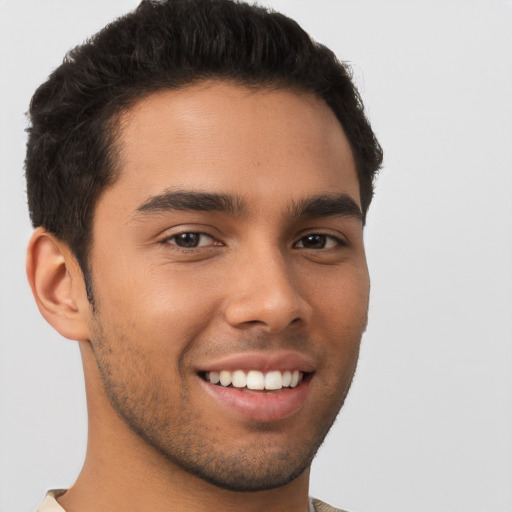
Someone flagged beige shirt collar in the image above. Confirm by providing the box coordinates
[38,489,332,512]
[37,490,67,512]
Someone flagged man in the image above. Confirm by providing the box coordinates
[25,0,382,510]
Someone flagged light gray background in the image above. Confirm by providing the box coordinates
[1,1,511,511]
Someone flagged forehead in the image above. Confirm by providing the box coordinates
[103,81,359,216]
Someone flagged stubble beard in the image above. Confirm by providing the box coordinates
[89,320,358,493]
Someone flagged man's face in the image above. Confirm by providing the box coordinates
[86,82,369,491]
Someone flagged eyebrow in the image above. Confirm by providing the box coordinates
[134,189,362,223]
[135,190,245,217]
[289,194,363,222]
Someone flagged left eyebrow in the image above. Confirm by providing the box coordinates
[289,194,363,223]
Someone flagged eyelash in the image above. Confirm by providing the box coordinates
[161,231,346,250]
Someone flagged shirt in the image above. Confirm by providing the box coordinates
[37,489,346,512]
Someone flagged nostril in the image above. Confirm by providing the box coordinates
[238,320,267,329]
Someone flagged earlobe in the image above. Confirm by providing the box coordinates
[26,227,91,341]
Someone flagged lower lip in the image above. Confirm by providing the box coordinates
[198,376,311,422]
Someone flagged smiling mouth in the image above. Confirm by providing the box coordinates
[199,370,310,392]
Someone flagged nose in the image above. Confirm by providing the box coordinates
[223,247,312,333]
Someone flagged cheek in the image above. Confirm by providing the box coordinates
[308,261,369,327]
[308,264,369,368]
[90,261,224,356]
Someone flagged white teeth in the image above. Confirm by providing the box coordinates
[219,371,232,387]
[246,370,265,390]
[205,369,304,390]
[232,370,247,388]
[264,371,283,390]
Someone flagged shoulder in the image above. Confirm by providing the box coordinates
[312,497,350,512]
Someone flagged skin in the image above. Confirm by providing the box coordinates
[27,82,370,512]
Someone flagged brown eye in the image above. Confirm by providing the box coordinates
[174,233,201,247]
[294,234,344,249]
[301,234,327,249]
[166,232,215,248]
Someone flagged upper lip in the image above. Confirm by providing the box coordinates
[195,350,316,374]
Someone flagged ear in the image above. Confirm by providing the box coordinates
[26,227,91,341]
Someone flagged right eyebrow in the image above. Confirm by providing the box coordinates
[133,190,246,217]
